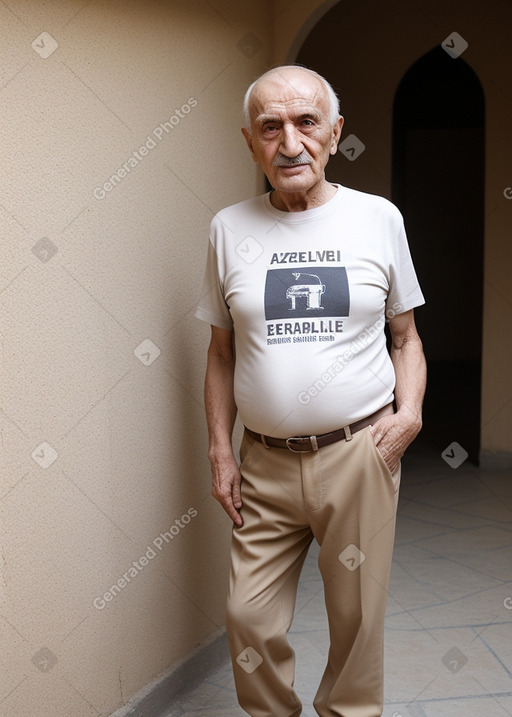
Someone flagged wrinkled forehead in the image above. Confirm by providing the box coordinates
[248,71,330,124]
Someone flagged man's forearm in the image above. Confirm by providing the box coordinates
[371,314,426,473]
[205,351,237,456]
[391,335,427,428]
[204,329,243,526]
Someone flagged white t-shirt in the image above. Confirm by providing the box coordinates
[195,184,425,438]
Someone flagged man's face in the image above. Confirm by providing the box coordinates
[242,69,344,196]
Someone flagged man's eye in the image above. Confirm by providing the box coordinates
[302,119,314,126]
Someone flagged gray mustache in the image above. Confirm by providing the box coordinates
[273,151,313,167]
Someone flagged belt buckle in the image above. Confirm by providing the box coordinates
[285,435,319,452]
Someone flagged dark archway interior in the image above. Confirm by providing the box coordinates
[392,46,485,464]
[291,9,486,464]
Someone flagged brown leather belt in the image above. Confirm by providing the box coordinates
[244,403,394,453]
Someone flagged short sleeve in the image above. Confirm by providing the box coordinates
[194,238,233,330]
[385,215,425,316]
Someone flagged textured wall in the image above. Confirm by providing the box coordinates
[1,1,511,715]
[0,1,269,715]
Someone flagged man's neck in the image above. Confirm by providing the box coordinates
[269,180,337,212]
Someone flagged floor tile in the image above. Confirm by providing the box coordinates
[169,454,512,716]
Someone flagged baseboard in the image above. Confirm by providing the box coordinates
[479,450,512,470]
[109,628,230,717]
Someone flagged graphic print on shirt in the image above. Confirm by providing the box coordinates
[265,267,350,320]
[286,273,325,311]
[265,266,350,345]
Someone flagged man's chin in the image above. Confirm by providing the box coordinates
[271,173,319,194]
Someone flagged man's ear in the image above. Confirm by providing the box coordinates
[241,127,258,163]
[330,116,344,155]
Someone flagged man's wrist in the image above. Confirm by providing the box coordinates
[207,439,235,463]
[395,405,422,432]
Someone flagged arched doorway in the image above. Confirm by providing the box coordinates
[392,47,485,463]
[293,7,486,464]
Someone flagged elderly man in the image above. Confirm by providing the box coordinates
[195,65,426,717]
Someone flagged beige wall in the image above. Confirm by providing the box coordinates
[1,1,511,715]
[273,0,512,456]
[0,1,269,715]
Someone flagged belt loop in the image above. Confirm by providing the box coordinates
[343,425,353,441]
[260,434,271,450]
[310,435,319,451]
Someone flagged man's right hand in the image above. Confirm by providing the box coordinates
[209,450,243,527]
[204,325,242,526]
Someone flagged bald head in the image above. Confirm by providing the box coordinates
[243,65,340,131]
[240,65,344,209]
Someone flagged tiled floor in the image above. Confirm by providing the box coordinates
[170,447,512,716]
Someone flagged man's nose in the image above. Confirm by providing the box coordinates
[280,124,304,158]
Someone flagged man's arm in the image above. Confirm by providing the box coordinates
[370,309,427,474]
[204,325,243,527]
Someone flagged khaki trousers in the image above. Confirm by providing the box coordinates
[226,424,401,717]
